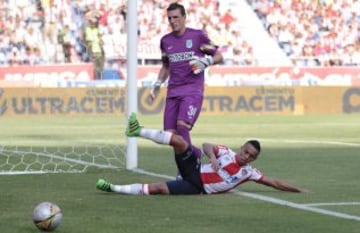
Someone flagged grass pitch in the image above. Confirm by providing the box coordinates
[0,114,359,233]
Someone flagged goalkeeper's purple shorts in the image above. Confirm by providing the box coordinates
[163,95,203,130]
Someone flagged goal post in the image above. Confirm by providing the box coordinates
[0,2,139,175]
[125,0,138,170]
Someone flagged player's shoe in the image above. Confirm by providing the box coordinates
[96,178,113,192]
[126,113,142,137]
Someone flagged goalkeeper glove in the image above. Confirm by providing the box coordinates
[189,56,213,75]
[149,80,162,102]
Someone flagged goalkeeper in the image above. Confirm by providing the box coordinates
[96,113,310,195]
[148,2,223,174]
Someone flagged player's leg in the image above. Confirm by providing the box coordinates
[163,96,179,132]
[126,112,171,143]
[171,146,205,194]
[96,178,147,194]
[163,96,203,179]
[126,113,188,154]
[177,95,204,158]
[96,179,171,195]
[177,123,202,158]
[162,97,185,179]
[166,180,203,195]
[96,148,202,195]
[163,96,203,154]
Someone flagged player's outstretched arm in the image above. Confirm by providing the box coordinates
[202,143,219,170]
[257,176,310,193]
[149,65,170,102]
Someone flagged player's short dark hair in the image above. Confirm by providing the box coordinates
[167,2,186,16]
[247,140,261,153]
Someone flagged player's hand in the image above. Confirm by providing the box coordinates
[149,80,162,103]
[189,56,213,75]
[210,157,219,171]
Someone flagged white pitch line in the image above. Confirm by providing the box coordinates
[257,138,360,147]
[235,191,360,221]
[303,202,360,207]
[132,168,360,222]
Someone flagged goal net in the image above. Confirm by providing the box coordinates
[0,87,127,175]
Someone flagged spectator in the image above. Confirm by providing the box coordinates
[57,24,73,63]
[0,0,358,67]
[341,42,360,66]
[249,0,360,66]
[83,16,104,80]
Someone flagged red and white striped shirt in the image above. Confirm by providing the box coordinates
[200,145,263,194]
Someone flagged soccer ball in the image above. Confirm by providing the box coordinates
[32,202,63,231]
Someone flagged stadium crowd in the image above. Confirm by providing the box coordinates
[0,0,358,67]
[248,0,360,66]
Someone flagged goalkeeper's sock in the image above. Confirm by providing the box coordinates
[192,145,204,159]
[112,184,149,195]
[177,125,202,158]
[139,129,172,145]
[174,125,195,180]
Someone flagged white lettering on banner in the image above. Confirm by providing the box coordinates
[208,73,295,86]
[316,73,353,86]
[0,63,94,87]
[204,68,356,86]
[230,72,353,86]
[4,71,91,83]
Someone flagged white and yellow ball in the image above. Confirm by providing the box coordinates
[32,202,63,231]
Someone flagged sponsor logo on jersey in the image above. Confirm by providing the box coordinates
[168,51,194,63]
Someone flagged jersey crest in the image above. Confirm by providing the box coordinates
[186,39,193,49]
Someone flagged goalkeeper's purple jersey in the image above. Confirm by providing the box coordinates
[160,28,218,97]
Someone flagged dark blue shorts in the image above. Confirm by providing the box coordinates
[166,147,205,195]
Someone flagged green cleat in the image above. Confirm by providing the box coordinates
[126,113,142,137]
[96,179,113,192]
